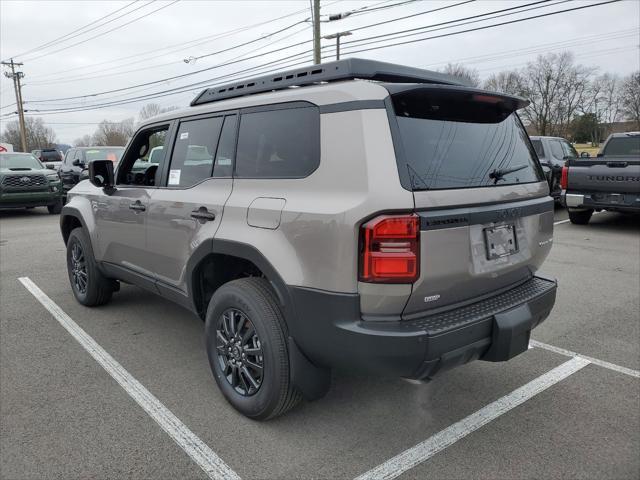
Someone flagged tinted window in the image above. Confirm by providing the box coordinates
[549,140,564,160]
[235,106,319,178]
[531,139,545,158]
[560,140,577,159]
[394,112,541,190]
[213,115,237,178]
[168,117,223,187]
[603,136,640,156]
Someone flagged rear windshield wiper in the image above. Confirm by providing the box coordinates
[489,164,528,183]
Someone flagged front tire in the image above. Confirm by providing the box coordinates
[204,277,301,420]
[568,209,593,225]
[66,227,113,306]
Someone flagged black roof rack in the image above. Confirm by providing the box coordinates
[190,58,466,106]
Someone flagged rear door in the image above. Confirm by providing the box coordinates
[146,113,236,292]
[386,86,554,316]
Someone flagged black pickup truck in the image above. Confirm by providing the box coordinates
[562,132,640,224]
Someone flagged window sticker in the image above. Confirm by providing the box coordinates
[180,132,189,140]
[168,169,181,185]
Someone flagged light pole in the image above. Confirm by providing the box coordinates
[323,31,352,60]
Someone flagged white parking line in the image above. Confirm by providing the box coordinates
[530,339,640,378]
[354,357,590,480]
[18,277,241,480]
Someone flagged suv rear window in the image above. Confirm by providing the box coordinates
[603,136,640,156]
[235,105,319,178]
[391,89,542,190]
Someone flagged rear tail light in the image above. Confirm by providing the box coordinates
[359,214,419,283]
[560,165,569,189]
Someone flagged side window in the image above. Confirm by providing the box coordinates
[167,116,223,188]
[561,140,578,159]
[117,125,170,186]
[72,149,82,165]
[235,106,320,178]
[531,139,545,159]
[549,140,564,160]
[213,115,237,178]
[64,149,74,165]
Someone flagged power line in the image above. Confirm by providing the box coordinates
[25,2,336,82]
[23,1,181,62]
[10,0,626,114]
[339,0,623,56]
[2,1,138,61]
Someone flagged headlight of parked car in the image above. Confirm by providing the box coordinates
[46,173,60,182]
[79,169,89,180]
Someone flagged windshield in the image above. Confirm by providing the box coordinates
[603,136,640,156]
[85,148,124,163]
[393,105,542,190]
[0,154,43,170]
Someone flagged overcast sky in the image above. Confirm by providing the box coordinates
[1,0,638,144]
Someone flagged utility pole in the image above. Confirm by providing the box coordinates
[323,31,352,60]
[2,59,27,152]
[312,0,321,64]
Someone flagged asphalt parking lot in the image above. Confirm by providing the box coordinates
[1,206,638,480]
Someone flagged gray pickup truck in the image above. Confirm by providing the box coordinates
[562,132,640,224]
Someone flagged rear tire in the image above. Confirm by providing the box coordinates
[66,227,113,306]
[48,198,63,214]
[204,277,301,420]
[568,209,593,225]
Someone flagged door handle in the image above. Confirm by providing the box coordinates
[191,207,216,222]
[129,201,146,212]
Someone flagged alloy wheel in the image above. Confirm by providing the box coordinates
[70,241,88,295]
[215,308,264,396]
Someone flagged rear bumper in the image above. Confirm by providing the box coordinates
[289,275,557,380]
[562,190,640,212]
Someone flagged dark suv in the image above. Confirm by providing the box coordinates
[59,146,124,198]
[32,148,63,171]
[60,59,557,419]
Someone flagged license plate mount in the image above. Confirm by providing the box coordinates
[484,224,518,260]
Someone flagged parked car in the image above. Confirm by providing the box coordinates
[60,59,557,419]
[0,152,63,213]
[562,132,640,224]
[529,136,578,200]
[59,146,124,198]
[32,148,64,171]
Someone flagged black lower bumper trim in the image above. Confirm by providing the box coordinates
[288,275,557,380]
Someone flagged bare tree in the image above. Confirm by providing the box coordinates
[92,118,135,146]
[0,117,57,152]
[620,71,640,129]
[483,70,523,96]
[441,63,481,87]
[73,134,93,147]
[518,52,594,137]
[138,103,179,122]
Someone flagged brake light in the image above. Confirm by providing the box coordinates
[560,165,569,189]
[359,214,419,283]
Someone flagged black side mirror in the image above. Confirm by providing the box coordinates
[45,164,55,170]
[88,160,115,193]
[580,152,591,158]
[72,159,85,167]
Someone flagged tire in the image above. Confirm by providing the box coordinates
[568,209,593,225]
[48,198,63,214]
[66,227,113,306]
[204,277,301,420]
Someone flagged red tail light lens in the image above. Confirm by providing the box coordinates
[560,166,569,189]
[359,214,420,283]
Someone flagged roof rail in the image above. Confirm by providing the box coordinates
[190,58,465,106]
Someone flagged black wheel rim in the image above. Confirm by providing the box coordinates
[70,241,88,295]
[215,308,264,396]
